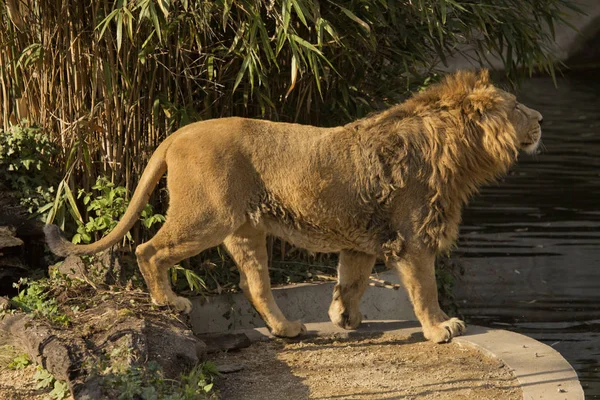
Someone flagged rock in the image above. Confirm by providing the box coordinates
[144,319,207,378]
[93,251,124,285]
[0,226,23,249]
[0,312,87,386]
[0,296,9,310]
[1,300,209,399]
[199,332,253,353]
[51,251,125,286]
[54,255,87,281]
[216,363,246,374]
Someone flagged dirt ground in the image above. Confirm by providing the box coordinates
[0,344,73,400]
[213,332,521,400]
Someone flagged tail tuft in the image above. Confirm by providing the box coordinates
[44,224,76,257]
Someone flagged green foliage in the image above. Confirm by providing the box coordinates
[170,265,208,295]
[34,366,55,389]
[72,176,166,245]
[0,124,59,217]
[33,366,70,400]
[8,353,31,370]
[102,360,219,400]
[11,276,72,327]
[49,380,70,400]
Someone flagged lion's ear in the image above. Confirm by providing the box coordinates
[462,88,497,119]
[477,69,490,86]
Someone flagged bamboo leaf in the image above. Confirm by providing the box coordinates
[148,0,162,42]
[440,0,447,24]
[290,35,322,56]
[332,3,370,33]
[291,0,309,27]
[96,8,120,39]
[64,185,84,224]
[286,54,298,98]
[157,0,170,19]
[46,180,66,225]
[282,0,292,32]
[117,11,123,52]
[233,54,251,92]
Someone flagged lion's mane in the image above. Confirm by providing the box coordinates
[347,70,519,251]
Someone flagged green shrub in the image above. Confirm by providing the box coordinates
[0,124,59,218]
[73,175,166,245]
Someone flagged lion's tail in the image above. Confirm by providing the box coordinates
[44,138,171,257]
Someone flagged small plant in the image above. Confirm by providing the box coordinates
[34,367,55,389]
[170,265,208,294]
[34,366,70,400]
[72,176,165,245]
[101,360,219,400]
[8,353,31,370]
[11,277,72,327]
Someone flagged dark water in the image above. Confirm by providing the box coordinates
[453,70,600,398]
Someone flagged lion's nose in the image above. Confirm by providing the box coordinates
[538,117,543,125]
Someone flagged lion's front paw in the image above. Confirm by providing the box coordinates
[271,320,306,338]
[423,317,466,343]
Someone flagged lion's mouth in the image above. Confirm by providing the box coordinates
[521,139,541,155]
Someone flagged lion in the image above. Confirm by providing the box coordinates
[45,69,542,343]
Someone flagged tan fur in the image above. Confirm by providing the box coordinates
[45,70,543,341]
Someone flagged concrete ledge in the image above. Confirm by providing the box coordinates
[237,320,585,400]
[189,270,415,334]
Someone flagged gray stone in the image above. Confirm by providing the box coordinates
[0,226,23,249]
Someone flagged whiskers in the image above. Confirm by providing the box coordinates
[538,140,547,154]
[531,139,545,160]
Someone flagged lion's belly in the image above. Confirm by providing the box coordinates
[261,218,376,254]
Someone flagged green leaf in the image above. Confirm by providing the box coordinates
[116,11,123,52]
[290,35,322,55]
[33,367,55,389]
[96,8,120,39]
[49,380,69,400]
[8,354,31,370]
[333,3,370,33]
[233,54,251,92]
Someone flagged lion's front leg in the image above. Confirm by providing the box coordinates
[328,250,376,330]
[389,248,465,343]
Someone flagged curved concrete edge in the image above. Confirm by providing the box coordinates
[453,326,584,400]
[223,320,584,400]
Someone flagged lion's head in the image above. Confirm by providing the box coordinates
[410,69,543,159]
[506,94,543,154]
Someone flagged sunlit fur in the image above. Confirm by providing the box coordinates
[45,69,543,341]
[346,69,542,250]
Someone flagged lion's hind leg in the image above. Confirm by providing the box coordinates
[328,250,376,330]
[390,247,465,343]
[136,219,235,313]
[223,223,306,338]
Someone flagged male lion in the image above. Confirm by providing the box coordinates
[45,70,542,343]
